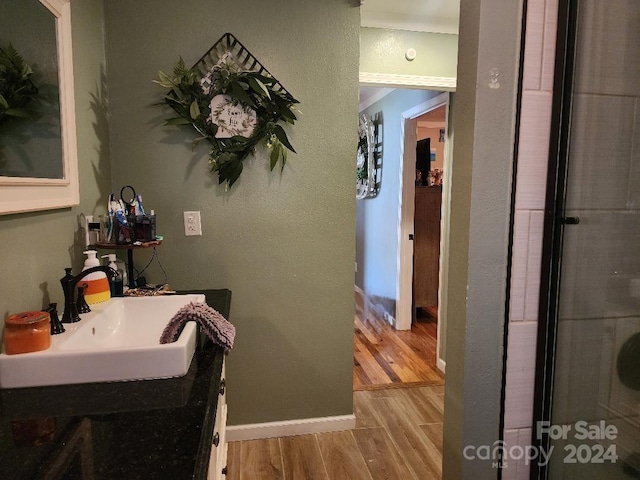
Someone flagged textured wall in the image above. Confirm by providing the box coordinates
[0,0,110,327]
[104,0,359,425]
[360,27,458,78]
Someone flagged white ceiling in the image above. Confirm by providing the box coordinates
[361,0,460,35]
[359,86,394,112]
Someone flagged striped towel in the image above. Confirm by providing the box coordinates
[159,302,235,350]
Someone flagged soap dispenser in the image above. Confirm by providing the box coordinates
[102,253,124,296]
[81,250,111,304]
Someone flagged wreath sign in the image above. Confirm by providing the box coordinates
[154,34,299,187]
[356,114,377,199]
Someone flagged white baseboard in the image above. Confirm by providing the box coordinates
[437,358,446,374]
[227,414,356,442]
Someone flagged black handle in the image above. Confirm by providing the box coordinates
[213,432,220,447]
[222,466,228,476]
[560,216,580,225]
[409,234,414,240]
[219,379,226,396]
[76,285,91,314]
[47,303,65,335]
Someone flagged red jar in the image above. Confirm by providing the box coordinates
[4,311,51,355]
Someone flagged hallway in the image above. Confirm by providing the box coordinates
[354,290,444,390]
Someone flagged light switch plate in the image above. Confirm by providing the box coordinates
[183,211,202,236]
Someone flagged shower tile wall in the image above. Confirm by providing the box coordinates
[505,1,640,479]
[503,0,558,478]
[550,2,640,476]
[572,1,640,98]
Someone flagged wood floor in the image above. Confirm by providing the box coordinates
[226,385,444,480]
[353,292,444,390]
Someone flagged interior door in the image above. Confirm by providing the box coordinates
[413,185,442,312]
[396,117,418,331]
[535,1,640,478]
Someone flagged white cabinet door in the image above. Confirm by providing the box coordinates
[208,360,227,480]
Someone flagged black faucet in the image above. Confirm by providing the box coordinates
[60,266,117,323]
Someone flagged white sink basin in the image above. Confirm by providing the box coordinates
[0,294,204,389]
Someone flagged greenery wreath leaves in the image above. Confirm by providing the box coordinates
[0,43,39,126]
[154,55,299,187]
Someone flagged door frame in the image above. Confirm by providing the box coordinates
[531,0,578,477]
[358,71,454,373]
[396,92,451,374]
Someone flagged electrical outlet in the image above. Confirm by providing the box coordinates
[183,211,202,236]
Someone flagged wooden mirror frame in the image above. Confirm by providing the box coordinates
[0,0,79,215]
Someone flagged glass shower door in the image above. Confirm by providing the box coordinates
[545,0,640,478]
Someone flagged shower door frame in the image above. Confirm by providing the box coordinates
[530,0,580,478]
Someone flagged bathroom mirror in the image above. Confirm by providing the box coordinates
[0,0,78,215]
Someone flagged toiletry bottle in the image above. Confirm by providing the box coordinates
[81,250,111,304]
[102,254,124,296]
[116,258,128,290]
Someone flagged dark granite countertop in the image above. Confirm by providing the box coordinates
[0,289,231,480]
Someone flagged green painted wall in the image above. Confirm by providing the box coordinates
[0,0,110,327]
[103,0,359,425]
[360,27,458,78]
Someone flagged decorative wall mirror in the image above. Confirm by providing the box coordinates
[356,113,379,199]
[0,0,79,215]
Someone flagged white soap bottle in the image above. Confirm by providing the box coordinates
[82,250,111,304]
[102,253,124,296]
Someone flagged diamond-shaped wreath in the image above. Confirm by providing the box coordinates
[154,33,299,187]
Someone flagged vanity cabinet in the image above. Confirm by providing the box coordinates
[209,360,228,480]
[0,289,232,480]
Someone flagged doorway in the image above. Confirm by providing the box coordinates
[413,106,446,323]
[397,93,451,378]
[354,87,451,390]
